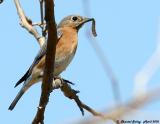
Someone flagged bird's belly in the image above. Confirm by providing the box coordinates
[30,51,75,86]
[32,49,76,79]
[54,50,76,76]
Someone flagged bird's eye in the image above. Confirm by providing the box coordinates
[72,16,78,21]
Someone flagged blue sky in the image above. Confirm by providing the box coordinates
[0,0,160,124]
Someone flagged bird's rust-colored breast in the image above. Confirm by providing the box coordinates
[55,27,78,75]
[33,27,78,76]
[56,27,78,58]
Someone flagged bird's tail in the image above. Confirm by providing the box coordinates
[8,89,25,110]
[8,76,32,111]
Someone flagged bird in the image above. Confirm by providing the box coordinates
[8,15,95,110]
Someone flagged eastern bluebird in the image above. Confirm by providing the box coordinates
[9,15,96,110]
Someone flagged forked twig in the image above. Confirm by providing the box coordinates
[53,78,104,118]
[14,0,45,46]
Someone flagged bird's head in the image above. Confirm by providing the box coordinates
[58,15,94,30]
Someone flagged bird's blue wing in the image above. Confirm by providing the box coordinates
[30,28,63,67]
[14,29,63,87]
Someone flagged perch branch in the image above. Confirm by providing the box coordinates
[32,0,57,123]
[53,78,104,118]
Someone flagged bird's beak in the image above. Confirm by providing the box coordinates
[77,18,92,30]
[82,17,94,24]
[78,17,94,28]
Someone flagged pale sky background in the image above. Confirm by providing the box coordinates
[0,0,160,124]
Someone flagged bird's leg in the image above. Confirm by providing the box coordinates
[54,76,75,85]
[52,77,63,89]
[53,77,83,115]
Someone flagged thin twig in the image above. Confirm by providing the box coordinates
[134,17,160,96]
[39,0,46,37]
[53,78,104,118]
[0,0,3,4]
[82,0,121,105]
[32,0,57,123]
[73,87,160,124]
[32,22,44,27]
[14,0,45,47]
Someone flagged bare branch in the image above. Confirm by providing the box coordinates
[134,17,160,96]
[61,79,103,117]
[32,22,45,27]
[53,78,104,118]
[32,0,57,123]
[14,0,45,46]
[73,88,160,124]
[0,0,3,4]
[82,0,121,105]
[39,0,46,37]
